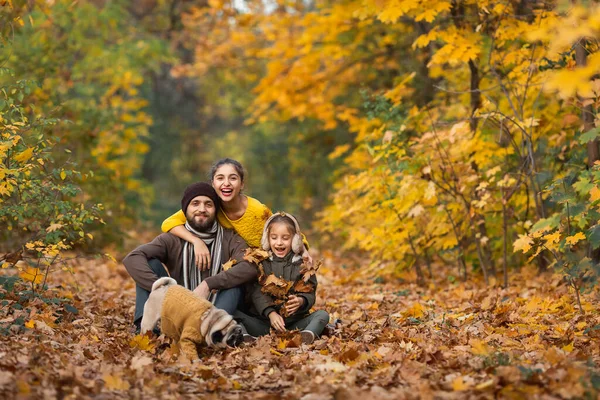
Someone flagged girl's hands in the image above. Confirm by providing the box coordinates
[268,311,286,332]
[285,295,305,316]
[193,239,211,271]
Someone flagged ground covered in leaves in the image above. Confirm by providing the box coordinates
[1,250,600,399]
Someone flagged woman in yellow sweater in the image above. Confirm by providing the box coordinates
[162,158,310,270]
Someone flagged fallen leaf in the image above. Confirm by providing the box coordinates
[452,376,471,391]
[222,258,237,271]
[103,374,130,391]
[299,259,323,283]
[244,248,270,264]
[261,274,292,299]
[129,335,156,352]
[130,354,153,372]
[292,280,314,293]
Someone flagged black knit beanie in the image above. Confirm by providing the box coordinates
[181,182,220,214]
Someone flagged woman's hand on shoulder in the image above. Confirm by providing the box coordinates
[193,239,211,271]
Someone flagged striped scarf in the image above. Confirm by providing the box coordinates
[182,220,223,304]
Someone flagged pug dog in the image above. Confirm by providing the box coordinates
[141,277,243,359]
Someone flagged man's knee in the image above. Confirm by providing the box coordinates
[214,287,242,314]
[148,259,169,277]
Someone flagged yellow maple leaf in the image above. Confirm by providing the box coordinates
[13,147,34,163]
[590,186,600,202]
[19,267,43,284]
[222,258,237,271]
[565,232,586,246]
[403,302,425,318]
[562,342,574,353]
[103,374,130,391]
[513,234,533,254]
[470,339,491,356]
[277,339,288,350]
[25,319,35,329]
[16,380,30,395]
[46,223,63,233]
[544,231,561,251]
[452,376,471,391]
[129,334,155,352]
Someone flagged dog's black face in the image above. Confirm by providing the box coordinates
[226,325,243,347]
[210,323,243,348]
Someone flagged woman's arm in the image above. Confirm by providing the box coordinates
[161,209,186,232]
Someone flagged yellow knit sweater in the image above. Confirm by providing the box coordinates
[161,196,272,248]
[160,285,213,359]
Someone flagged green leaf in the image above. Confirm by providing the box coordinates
[587,224,600,249]
[573,176,593,196]
[579,127,600,144]
[531,215,560,233]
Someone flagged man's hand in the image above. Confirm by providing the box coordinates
[193,281,210,299]
[268,311,286,332]
[285,295,305,316]
[192,239,211,271]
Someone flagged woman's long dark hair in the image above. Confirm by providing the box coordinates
[208,158,245,182]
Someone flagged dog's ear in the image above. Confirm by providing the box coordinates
[211,330,224,345]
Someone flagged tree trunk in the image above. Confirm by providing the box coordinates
[575,39,600,265]
[468,59,481,132]
[574,42,600,167]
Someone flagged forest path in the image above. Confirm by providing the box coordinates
[1,251,599,399]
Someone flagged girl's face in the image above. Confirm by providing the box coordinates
[268,222,294,258]
[212,164,244,203]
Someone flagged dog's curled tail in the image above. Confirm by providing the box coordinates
[151,277,177,292]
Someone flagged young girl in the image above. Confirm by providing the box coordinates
[234,212,329,344]
[161,158,311,270]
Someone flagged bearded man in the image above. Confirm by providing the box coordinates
[123,182,256,331]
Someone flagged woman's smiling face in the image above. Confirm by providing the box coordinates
[212,163,244,202]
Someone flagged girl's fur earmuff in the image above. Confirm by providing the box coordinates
[261,212,304,255]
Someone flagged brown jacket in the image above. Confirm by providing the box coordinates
[123,230,256,292]
[161,285,213,359]
[249,253,317,319]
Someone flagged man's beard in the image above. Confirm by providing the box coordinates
[186,212,216,232]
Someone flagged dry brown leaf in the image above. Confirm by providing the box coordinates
[243,248,270,264]
[292,280,314,293]
[337,347,360,363]
[257,263,266,283]
[222,258,237,271]
[261,274,292,299]
[1,249,23,266]
[299,259,323,283]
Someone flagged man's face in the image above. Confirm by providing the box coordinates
[185,195,217,232]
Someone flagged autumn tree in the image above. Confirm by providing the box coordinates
[3,0,170,241]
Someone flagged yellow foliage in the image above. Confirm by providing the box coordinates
[513,235,533,254]
[103,374,131,391]
[129,334,156,352]
[565,232,586,246]
[19,267,44,285]
[13,147,33,163]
